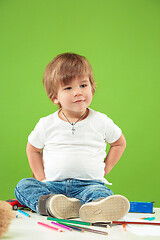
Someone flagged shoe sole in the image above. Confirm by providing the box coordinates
[79,195,130,223]
[49,194,82,219]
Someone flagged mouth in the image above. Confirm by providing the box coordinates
[73,99,85,103]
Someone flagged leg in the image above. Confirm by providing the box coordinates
[15,178,81,218]
[70,179,114,204]
[15,178,64,213]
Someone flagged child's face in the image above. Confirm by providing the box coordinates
[53,76,93,115]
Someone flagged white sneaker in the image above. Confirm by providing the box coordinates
[79,195,130,223]
[38,194,82,219]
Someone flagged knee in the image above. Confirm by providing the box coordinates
[15,178,36,190]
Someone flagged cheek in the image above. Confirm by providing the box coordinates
[87,89,93,100]
[89,94,93,103]
[59,93,71,104]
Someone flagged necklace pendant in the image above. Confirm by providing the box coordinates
[71,124,75,135]
[61,109,88,136]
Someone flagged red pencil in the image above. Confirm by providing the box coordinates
[113,221,160,226]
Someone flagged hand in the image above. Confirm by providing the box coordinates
[104,167,108,176]
[41,177,47,182]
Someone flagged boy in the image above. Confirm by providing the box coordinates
[15,53,130,223]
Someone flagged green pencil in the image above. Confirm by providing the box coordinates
[47,217,91,226]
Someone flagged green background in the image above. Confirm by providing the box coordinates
[0,0,160,206]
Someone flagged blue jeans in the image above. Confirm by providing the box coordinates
[15,178,113,214]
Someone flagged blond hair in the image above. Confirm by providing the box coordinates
[43,53,96,102]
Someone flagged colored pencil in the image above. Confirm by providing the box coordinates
[51,221,72,231]
[91,222,112,227]
[58,222,108,235]
[122,223,127,231]
[140,217,155,221]
[17,209,31,217]
[37,222,64,232]
[58,224,84,232]
[112,220,160,226]
[47,217,90,226]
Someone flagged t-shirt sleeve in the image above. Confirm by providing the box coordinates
[28,119,44,149]
[104,116,122,144]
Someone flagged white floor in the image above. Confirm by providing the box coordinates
[3,208,160,240]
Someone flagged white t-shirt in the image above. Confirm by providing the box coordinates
[28,108,122,184]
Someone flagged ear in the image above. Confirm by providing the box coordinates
[52,96,59,105]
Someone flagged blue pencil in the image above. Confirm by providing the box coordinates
[17,209,31,217]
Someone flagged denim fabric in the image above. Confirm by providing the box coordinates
[15,178,113,213]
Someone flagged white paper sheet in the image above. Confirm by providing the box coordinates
[121,210,160,236]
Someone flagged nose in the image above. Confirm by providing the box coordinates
[73,87,82,96]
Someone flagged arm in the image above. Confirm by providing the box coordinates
[104,133,126,175]
[26,142,46,181]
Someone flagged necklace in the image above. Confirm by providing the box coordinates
[62,109,88,135]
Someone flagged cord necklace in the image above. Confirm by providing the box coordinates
[62,109,88,135]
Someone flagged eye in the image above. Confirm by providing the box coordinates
[80,84,87,88]
[64,87,72,90]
